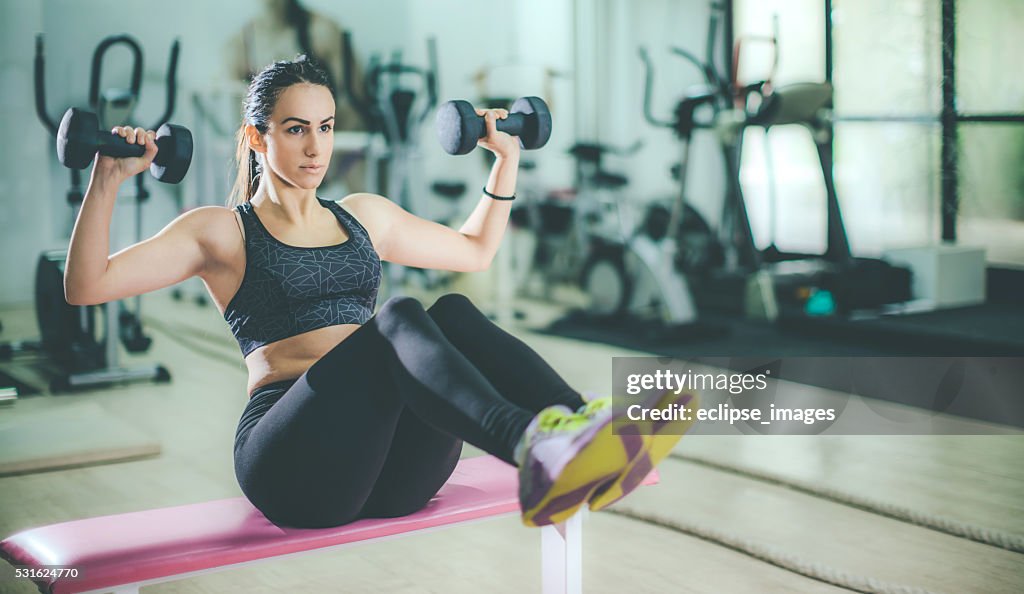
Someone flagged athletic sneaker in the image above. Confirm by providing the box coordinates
[515,403,648,527]
[586,389,699,511]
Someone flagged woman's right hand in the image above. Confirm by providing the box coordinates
[93,126,159,184]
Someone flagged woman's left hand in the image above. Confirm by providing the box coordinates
[475,108,520,160]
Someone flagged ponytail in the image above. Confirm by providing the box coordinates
[228,126,260,207]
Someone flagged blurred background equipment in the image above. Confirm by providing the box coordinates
[342,30,446,299]
[0,33,178,393]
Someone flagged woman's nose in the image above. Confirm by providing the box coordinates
[304,136,320,157]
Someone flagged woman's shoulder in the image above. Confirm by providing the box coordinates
[337,192,396,221]
[337,193,398,248]
[180,205,241,229]
[180,206,245,262]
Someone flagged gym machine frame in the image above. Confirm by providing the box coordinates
[26,33,176,391]
[342,32,446,299]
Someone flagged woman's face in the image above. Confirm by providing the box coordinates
[258,83,335,190]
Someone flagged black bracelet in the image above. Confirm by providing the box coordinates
[482,187,515,201]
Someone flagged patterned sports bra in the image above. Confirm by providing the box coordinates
[223,198,381,356]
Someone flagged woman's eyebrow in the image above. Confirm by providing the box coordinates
[281,116,336,125]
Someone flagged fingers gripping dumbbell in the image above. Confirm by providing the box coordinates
[56,108,193,183]
[436,96,552,155]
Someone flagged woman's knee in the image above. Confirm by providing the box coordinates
[377,295,427,322]
[426,293,478,325]
[375,296,428,333]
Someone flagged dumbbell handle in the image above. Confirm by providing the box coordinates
[95,126,176,165]
[481,113,529,139]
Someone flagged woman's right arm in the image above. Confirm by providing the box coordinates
[64,126,211,306]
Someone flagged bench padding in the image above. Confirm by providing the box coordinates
[1,456,519,594]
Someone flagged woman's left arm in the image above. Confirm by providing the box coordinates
[344,109,521,272]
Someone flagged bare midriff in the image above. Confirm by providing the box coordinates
[243,323,362,397]
[202,202,374,398]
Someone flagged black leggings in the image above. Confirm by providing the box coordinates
[233,294,587,528]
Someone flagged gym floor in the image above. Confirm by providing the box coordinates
[1,282,1021,594]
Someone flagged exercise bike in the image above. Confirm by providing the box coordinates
[574,48,726,326]
[513,140,637,302]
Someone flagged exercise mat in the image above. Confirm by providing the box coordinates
[0,399,161,476]
[539,308,942,357]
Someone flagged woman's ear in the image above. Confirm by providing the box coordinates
[246,124,267,155]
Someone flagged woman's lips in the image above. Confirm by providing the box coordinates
[301,165,324,173]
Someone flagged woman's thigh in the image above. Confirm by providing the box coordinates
[234,321,404,528]
[425,293,584,413]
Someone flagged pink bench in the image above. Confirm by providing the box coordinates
[1,455,657,594]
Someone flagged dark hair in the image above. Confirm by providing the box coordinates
[228,55,334,206]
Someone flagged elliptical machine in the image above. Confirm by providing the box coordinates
[2,34,177,392]
[342,32,456,299]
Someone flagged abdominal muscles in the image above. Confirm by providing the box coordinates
[244,324,362,395]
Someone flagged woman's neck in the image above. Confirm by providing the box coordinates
[251,178,320,225]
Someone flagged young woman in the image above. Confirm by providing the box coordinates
[63,56,693,530]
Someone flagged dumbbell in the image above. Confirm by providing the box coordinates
[56,108,193,184]
[436,96,552,155]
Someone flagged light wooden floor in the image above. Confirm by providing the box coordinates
[1,282,1022,594]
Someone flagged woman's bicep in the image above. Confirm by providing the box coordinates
[343,194,484,273]
[384,215,484,272]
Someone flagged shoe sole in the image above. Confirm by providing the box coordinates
[588,389,699,511]
[520,407,648,527]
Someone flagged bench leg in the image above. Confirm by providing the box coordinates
[541,508,584,594]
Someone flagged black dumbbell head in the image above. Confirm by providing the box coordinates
[57,108,100,170]
[510,97,552,151]
[57,108,193,184]
[436,100,484,155]
[151,124,193,184]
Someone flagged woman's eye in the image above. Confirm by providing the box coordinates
[320,124,333,132]
[288,126,303,134]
